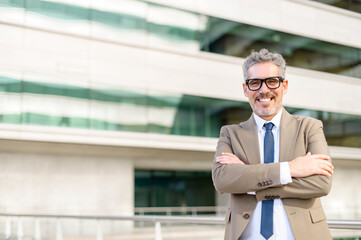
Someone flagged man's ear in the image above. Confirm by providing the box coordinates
[243,83,249,98]
[282,79,288,95]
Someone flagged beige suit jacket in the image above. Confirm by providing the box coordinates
[212,109,332,240]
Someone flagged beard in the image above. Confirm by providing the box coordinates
[254,105,278,117]
[252,93,282,117]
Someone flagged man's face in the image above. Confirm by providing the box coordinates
[243,62,288,121]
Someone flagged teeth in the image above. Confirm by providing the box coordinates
[259,98,271,102]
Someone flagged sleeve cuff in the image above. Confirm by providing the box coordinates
[280,162,292,185]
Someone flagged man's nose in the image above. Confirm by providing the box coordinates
[258,81,271,93]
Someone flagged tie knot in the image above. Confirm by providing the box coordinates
[264,122,274,131]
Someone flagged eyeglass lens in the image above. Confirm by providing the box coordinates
[248,77,281,90]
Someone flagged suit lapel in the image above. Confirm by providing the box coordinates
[237,115,261,165]
[280,108,300,162]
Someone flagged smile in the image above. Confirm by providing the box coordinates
[258,98,271,102]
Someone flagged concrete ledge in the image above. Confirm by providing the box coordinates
[0,124,217,152]
[0,124,359,162]
[329,146,361,161]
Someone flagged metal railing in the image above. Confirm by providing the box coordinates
[0,213,360,240]
[134,206,227,216]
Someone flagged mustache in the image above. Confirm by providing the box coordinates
[255,93,276,99]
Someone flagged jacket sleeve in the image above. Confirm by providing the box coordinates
[212,125,283,194]
[255,119,332,200]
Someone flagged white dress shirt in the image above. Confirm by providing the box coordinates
[240,109,295,240]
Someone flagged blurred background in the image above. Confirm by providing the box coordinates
[0,0,360,239]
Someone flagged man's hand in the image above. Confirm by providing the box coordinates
[216,152,245,165]
[289,152,334,178]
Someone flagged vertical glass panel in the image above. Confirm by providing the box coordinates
[170,95,251,137]
[147,90,182,135]
[350,0,361,12]
[0,0,24,7]
[90,0,147,45]
[20,79,90,128]
[0,75,22,124]
[134,170,215,208]
[26,0,89,20]
[311,0,361,13]
[286,107,361,148]
[25,0,91,36]
[89,84,148,132]
[0,75,22,93]
[147,3,202,52]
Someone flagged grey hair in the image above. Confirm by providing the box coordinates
[242,49,286,81]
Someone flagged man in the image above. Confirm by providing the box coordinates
[212,49,334,240]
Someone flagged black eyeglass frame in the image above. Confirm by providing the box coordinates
[245,76,284,91]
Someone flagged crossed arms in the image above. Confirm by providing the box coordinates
[212,121,334,200]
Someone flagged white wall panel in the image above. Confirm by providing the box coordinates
[0,24,25,71]
[0,6,25,25]
[285,67,361,115]
[20,26,90,83]
[0,152,134,227]
[89,41,148,88]
[323,159,361,220]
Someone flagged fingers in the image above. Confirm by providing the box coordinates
[216,152,245,165]
[314,159,334,177]
[308,154,330,160]
[321,160,334,175]
[319,159,334,175]
[306,153,334,176]
[221,152,237,157]
[319,167,333,177]
[215,156,236,165]
[318,169,332,177]
[215,156,230,165]
[288,154,334,178]
[316,158,333,168]
[318,165,333,176]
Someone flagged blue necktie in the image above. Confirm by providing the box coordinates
[261,122,274,240]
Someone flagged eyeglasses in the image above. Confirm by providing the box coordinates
[245,76,284,91]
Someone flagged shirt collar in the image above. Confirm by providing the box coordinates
[253,108,283,132]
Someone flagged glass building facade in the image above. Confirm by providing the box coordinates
[1,0,361,78]
[312,0,361,13]
[201,17,361,79]
[0,75,360,148]
[1,0,361,148]
[1,0,361,223]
